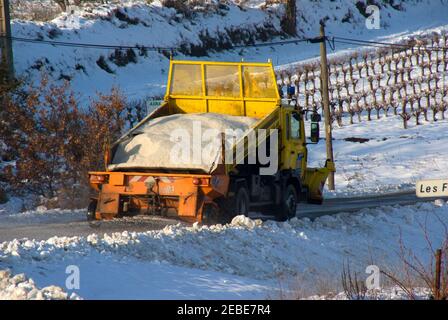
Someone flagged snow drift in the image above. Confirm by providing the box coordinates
[109,112,257,172]
[0,270,79,300]
[1,200,447,299]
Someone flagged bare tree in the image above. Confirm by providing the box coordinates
[54,0,67,12]
[281,0,296,35]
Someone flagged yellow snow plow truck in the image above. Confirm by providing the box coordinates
[88,59,335,223]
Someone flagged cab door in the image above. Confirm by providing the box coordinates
[282,109,307,176]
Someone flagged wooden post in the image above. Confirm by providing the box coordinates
[319,24,335,190]
[0,0,14,84]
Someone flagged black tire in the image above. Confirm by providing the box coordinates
[234,186,250,217]
[87,199,98,221]
[202,204,221,225]
[278,184,297,221]
[216,185,250,222]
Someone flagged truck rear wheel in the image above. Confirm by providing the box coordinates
[278,184,297,221]
[202,204,220,225]
[235,186,250,216]
[216,185,250,222]
[87,199,98,221]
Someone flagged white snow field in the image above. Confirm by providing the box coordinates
[306,113,448,198]
[11,0,448,102]
[1,200,447,299]
[0,200,85,226]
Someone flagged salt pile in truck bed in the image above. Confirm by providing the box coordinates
[108,112,258,173]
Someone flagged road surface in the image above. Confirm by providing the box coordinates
[0,191,437,242]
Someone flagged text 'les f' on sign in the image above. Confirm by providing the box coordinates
[416,179,448,198]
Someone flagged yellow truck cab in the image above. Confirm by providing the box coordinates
[88,59,335,223]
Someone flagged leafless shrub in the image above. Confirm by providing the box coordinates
[341,260,367,300]
[382,217,448,300]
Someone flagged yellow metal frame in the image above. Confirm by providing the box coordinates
[165,59,281,118]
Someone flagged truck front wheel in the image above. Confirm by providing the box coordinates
[235,187,250,216]
[216,185,250,221]
[87,199,98,221]
[278,184,297,221]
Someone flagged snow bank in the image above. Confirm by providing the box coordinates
[1,200,447,299]
[2,200,447,282]
[0,202,85,226]
[109,113,257,172]
[0,270,78,300]
[307,286,431,300]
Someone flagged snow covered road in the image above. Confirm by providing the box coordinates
[0,191,436,242]
[0,215,186,242]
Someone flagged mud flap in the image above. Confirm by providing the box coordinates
[98,193,120,215]
[178,192,199,218]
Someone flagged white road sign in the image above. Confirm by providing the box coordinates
[416,179,448,198]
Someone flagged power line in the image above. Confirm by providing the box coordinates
[233,37,320,48]
[3,36,176,51]
[1,35,322,51]
[1,34,447,54]
[332,39,397,50]
[332,36,448,52]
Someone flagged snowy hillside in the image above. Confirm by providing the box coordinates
[12,0,448,101]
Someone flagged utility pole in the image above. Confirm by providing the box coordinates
[0,0,14,85]
[319,23,335,190]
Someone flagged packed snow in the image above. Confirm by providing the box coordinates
[0,205,84,227]
[1,200,447,299]
[0,269,79,300]
[306,286,431,300]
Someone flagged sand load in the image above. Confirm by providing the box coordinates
[108,113,258,173]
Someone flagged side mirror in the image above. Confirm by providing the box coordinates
[310,113,321,122]
[310,112,321,143]
[287,85,295,98]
